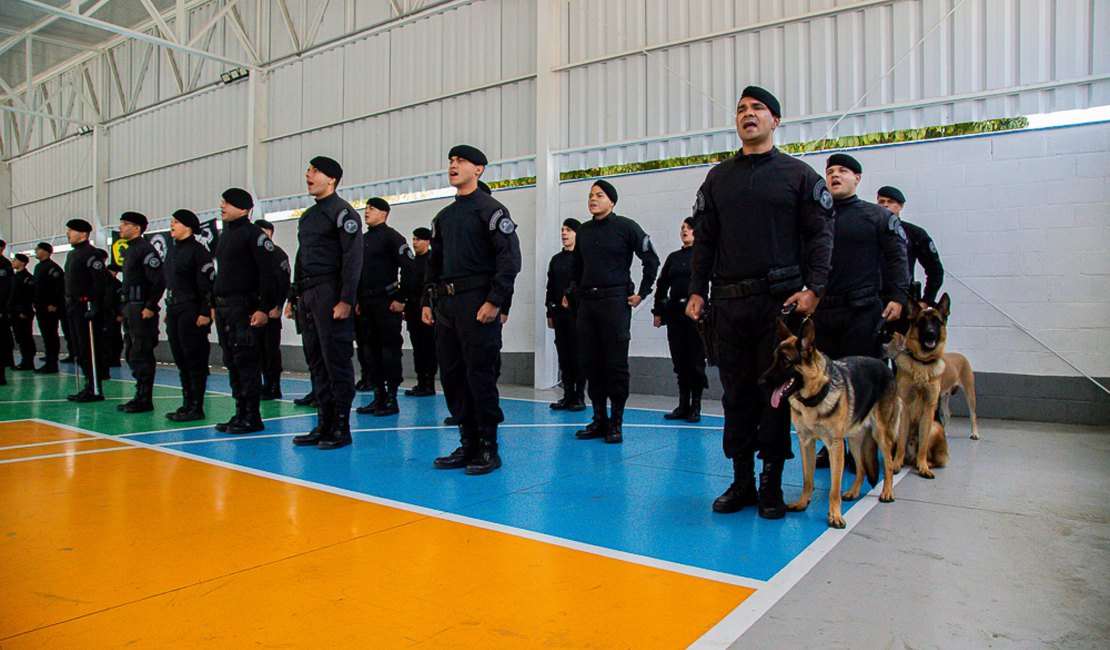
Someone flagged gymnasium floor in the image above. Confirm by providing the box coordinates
[1,364,1106,648]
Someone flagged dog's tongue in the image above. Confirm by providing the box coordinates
[771,383,787,409]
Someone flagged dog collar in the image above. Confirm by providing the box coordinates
[798,377,833,408]
[908,352,942,365]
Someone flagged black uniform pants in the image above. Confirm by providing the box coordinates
[216,301,264,403]
[300,281,356,414]
[405,307,437,381]
[813,297,884,360]
[261,317,283,384]
[714,293,794,462]
[434,289,504,429]
[60,310,75,356]
[11,312,36,363]
[355,310,371,381]
[35,306,61,362]
[665,304,707,391]
[577,295,632,421]
[167,304,211,393]
[124,303,159,386]
[66,302,108,390]
[106,313,124,365]
[551,310,583,390]
[357,297,404,386]
[0,313,12,368]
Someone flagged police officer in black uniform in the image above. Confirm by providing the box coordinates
[0,241,12,383]
[544,218,585,411]
[164,209,215,422]
[686,86,834,519]
[63,219,110,402]
[568,180,660,445]
[288,157,363,450]
[403,227,437,397]
[876,186,944,304]
[10,253,36,371]
[214,188,280,434]
[104,261,124,367]
[653,216,707,423]
[256,220,290,401]
[117,212,166,413]
[32,242,65,374]
[354,197,417,417]
[424,145,522,475]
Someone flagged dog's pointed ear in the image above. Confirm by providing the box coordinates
[775,318,793,341]
[906,297,921,321]
[800,318,816,352]
[937,293,951,320]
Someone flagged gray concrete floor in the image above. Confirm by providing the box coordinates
[504,384,1110,649]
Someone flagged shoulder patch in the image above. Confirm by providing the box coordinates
[50,268,61,278]
[280,259,291,273]
[344,218,359,234]
[498,217,516,235]
[201,262,215,274]
[400,244,414,260]
[145,252,161,268]
[488,208,505,231]
[0,268,7,277]
[693,190,706,214]
[888,214,907,241]
[928,241,938,254]
[814,179,833,211]
[257,233,268,248]
[642,234,652,252]
[90,258,104,271]
[336,208,349,228]
[264,239,275,252]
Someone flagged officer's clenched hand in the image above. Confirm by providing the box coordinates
[561,296,569,309]
[628,294,643,308]
[196,314,211,327]
[47,305,57,313]
[141,308,156,320]
[389,301,405,314]
[547,317,554,329]
[784,289,819,315]
[653,315,662,328]
[421,306,434,325]
[686,295,705,321]
[882,301,903,321]
[250,310,269,327]
[284,303,294,320]
[476,302,500,324]
[333,301,352,320]
[268,307,281,319]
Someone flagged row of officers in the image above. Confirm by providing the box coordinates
[0,86,945,499]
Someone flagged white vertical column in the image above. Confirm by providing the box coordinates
[245,70,269,219]
[533,0,561,389]
[91,124,109,232]
[0,161,11,241]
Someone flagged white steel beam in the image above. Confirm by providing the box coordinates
[533,0,560,390]
[0,103,92,126]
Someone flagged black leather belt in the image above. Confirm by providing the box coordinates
[577,286,627,300]
[214,295,257,307]
[165,290,199,306]
[360,281,400,300]
[821,289,877,308]
[712,279,769,300]
[299,275,338,292]
[430,275,489,298]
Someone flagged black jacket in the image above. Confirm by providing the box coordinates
[825,195,910,305]
[294,193,363,306]
[653,246,694,318]
[571,213,660,299]
[121,236,167,312]
[359,223,417,304]
[166,236,215,313]
[33,258,65,309]
[213,216,280,311]
[902,220,944,304]
[545,249,575,317]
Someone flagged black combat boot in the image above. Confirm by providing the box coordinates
[374,383,399,416]
[664,386,690,420]
[566,381,587,412]
[356,384,385,414]
[712,454,758,513]
[166,383,191,421]
[687,388,702,423]
[260,375,282,401]
[215,400,245,433]
[434,426,480,469]
[120,382,154,413]
[293,391,317,407]
[758,459,787,520]
[227,397,264,434]
[575,414,609,440]
[465,428,502,475]
[317,407,352,450]
[406,375,435,397]
[293,406,334,446]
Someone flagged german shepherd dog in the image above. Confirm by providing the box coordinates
[759,319,897,529]
[884,340,980,442]
[891,294,952,478]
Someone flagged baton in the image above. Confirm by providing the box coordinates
[87,304,100,397]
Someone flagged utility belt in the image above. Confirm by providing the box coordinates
[298,274,339,293]
[576,285,628,301]
[428,275,490,299]
[165,289,200,306]
[123,285,148,304]
[712,266,802,300]
[359,281,400,300]
[820,288,878,309]
[214,294,259,308]
[65,296,91,306]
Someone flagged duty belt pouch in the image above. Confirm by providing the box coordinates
[766,266,802,295]
[128,285,144,303]
[697,302,719,367]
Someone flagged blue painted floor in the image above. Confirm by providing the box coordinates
[119,367,881,583]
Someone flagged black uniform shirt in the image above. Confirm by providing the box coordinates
[901,220,945,304]
[0,255,11,309]
[826,195,910,305]
[104,273,123,318]
[121,236,166,312]
[690,147,835,297]
[213,216,279,311]
[166,236,215,313]
[64,240,107,301]
[10,269,34,316]
[33,258,65,308]
[406,252,429,315]
[545,249,575,317]
[653,246,694,316]
[272,244,291,310]
[359,223,417,303]
[571,213,660,298]
[426,190,522,308]
[294,192,363,306]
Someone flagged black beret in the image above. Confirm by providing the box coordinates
[255,219,275,231]
[877,186,907,205]
[683,216,697,229]
[120,211,148,229]
[592,179,618,204]
[172,209,200,231]
[826,153,862,174]
[36,242,53,254]
[740,85,781,118]
[365,197,391,213]
[448,144,488,166]
[222,187,254,210]
[412,227,432,241]
[0,239,5,247]
[477,180,492,195]
[67,219,93,233]
[14,253,28,264]
[309,156,343,182]
[562,218,581,232]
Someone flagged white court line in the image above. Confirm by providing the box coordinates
[1,395,182,404]
[115,412,315,438]
[0,444,140,465]
[0,437,111,451]
[22,418,766,592]
[689,468,912,648]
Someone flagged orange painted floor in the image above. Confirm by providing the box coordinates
[0,421,752,647]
